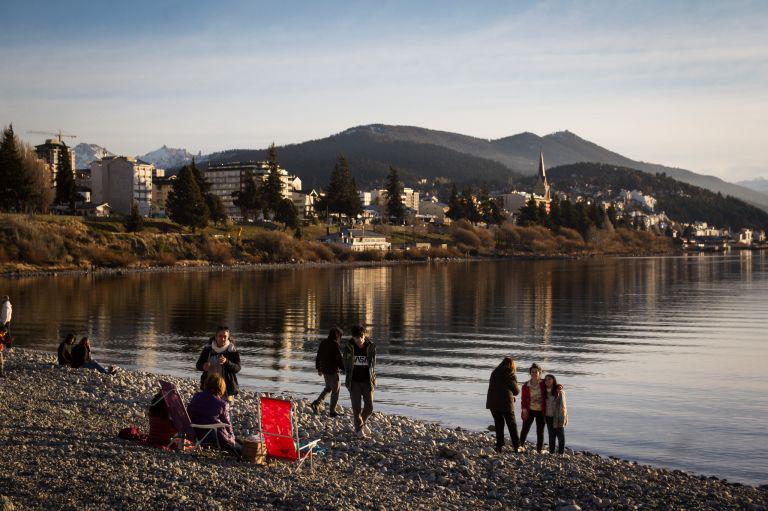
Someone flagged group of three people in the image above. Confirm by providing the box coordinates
[486,358,568,454]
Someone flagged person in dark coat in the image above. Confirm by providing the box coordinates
[187,373,240,456]
[71,337,115,374]
[195,326,241,401]
[486,357,520,452]
[311,327,345,416]
[57,333,76,366]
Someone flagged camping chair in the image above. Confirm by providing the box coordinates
[158,380,230,449]
[259,395,320,472]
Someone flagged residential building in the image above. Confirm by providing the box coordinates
[359,191,373,207]
[418,199,450,224]
[152,175,177,217]
[35,138,76,184]
[501,191,529,216]
[736,228,753,246]
[623,189,657,212]
[90,156,154,216]
[204,161,303,219]
[322,228,391,251]
[292,189,319,219]
[369,187,420,214]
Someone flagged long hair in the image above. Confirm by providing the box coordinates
[328,326,343,343]
[498,357,516,374]
[545,373,559,397]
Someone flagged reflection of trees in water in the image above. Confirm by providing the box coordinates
[6,256,753,375]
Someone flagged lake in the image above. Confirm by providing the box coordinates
[5,254,767,485]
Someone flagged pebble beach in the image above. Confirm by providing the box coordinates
[0,350,766,511]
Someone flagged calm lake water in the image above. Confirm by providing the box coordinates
[5,254,768,485]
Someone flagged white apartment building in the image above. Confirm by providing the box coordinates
[323,228,391,252]
[369,188,420,213]
[90,156,154,216]
[204,161,305,219]
[35,138,76,184]
[501,191,530,215]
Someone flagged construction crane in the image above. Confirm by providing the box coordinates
[27,129,77,143]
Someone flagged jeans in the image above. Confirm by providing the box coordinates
[490,410,519,450]
[0,350,4,376]
[81,360,110,374]
[348,380,373,431]
[545,416,566,454]
[520,409,545,452]
[314,372,340,411]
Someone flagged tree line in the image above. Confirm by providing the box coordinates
[0,124,56,213]
[446,184,505,225]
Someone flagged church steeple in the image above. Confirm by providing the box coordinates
[533,150,550,201]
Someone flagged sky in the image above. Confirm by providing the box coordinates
[1,0,766,181]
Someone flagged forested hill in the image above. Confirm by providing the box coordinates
[203,129,519,189]
[548,163,768,231]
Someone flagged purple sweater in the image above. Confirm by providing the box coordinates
[187,391,236,447]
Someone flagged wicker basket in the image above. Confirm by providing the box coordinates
[241,439,267,464]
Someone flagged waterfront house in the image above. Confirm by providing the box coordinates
[322,228,391,251]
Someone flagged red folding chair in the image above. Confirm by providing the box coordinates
[259,395,320,472]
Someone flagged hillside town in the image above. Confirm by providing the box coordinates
[25,132,766,254]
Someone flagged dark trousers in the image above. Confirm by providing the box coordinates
[314,372,341,411]
[520,410,545,452]
[348,380,373,431]
[0,350,4,376]
[545,416,565,454]
[490,410,519,450]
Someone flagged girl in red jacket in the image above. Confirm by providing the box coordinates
[520,363,547,452]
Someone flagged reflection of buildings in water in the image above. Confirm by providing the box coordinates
[347,266,390,330]
[401,267,425,342]
[136,321,159,371]
[533,268,553,346]
[739,250,753,282]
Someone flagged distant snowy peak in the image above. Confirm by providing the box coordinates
[138,145,197,170]
[736,177,768,193]
[74,143,114,169]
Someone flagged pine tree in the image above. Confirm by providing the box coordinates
[260,143,284,218]
[324,155,361,222]
[481,197,505,225]
[460,188,480,224]
[232,170,261,221]
[275,198,299,230]
[167,165,209,231]
[549,195,562,228]
[54,144,77,210]
[517,197,540,226]
[0,124,33,211]
[385,166,406,224]
[189,158,210,195]
[206,193,227,225]
[446,183,464,221]
[123,202,145,232]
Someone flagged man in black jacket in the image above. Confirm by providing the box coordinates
[311,327,344,416]
[195,326,241,402]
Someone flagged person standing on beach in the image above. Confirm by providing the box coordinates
[196,326,241,402]
[520,363,547,453]
[486,357,520,452]
[544,373,568,454]
[1,296,12,332]
[311,326,345,416]
[343,324,376,438]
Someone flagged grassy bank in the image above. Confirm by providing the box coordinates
[0,214,676,275]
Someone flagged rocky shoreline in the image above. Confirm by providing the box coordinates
[1,350,765,511]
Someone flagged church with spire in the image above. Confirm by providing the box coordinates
[532,150,552,213]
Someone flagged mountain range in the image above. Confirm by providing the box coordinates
[201,124,768,211]
[73,143,196,170]
[737,177,768,194]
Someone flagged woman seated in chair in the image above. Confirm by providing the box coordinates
[147,389,178,447]
[187,374,241,456]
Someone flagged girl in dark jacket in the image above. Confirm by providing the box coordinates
[71,337,114,374]
[311,327,345,416]
[57,333,76,366]
[486,357,520,452]
[195,326,241,401]
[187,373,240,455]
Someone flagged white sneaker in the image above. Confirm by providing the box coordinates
[362,424,371,436]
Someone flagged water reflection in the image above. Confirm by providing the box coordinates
[5,253,768,484]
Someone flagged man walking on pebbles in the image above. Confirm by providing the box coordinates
[343,324,377,438]
[311,326,345,416]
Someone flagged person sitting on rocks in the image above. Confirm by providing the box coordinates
[57,333,76,366]
[311,326,345,416]
[486,356,520,453]
[544,373,568,455]
[187,373,241,456]
[342,324,377,438]
[71,337,116,375]
[520,363,546,453]
[147,389,177,447]
[195,326,241,403]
